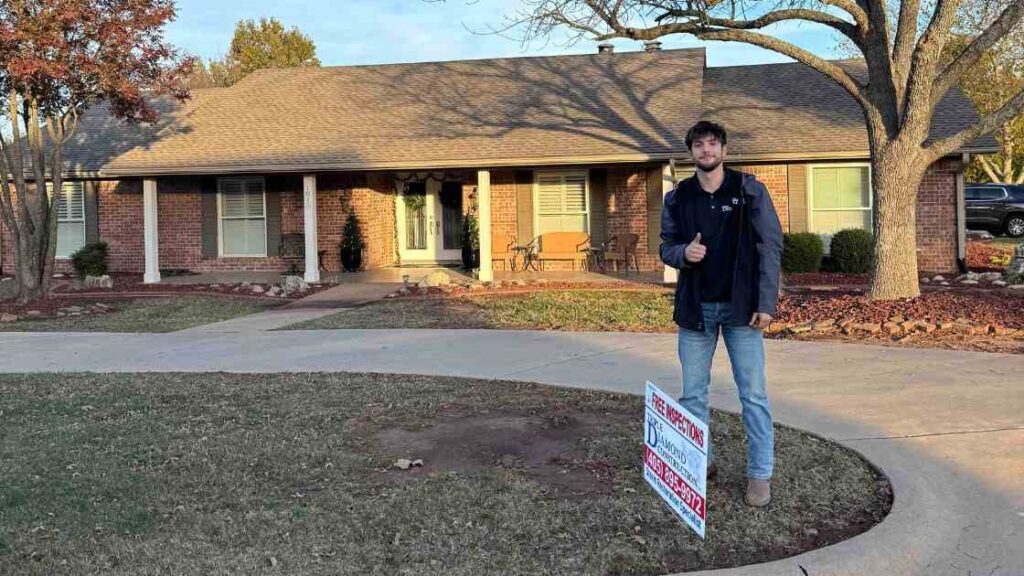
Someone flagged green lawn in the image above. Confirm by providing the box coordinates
[289,290,677,332]
[0,372,890,575]
[0,296,277,333]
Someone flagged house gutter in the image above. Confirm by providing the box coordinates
[956,153,969,273]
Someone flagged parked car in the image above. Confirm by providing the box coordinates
[965,183,1024,237]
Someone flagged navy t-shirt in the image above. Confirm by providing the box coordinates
[685,169,741,303]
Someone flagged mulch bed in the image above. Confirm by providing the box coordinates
[783,272,869,287]
[43,273,333,299]
[776,290,1024,329]
[967,240,1015,272]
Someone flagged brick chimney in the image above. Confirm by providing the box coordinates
[643,40,663,53]
[597,42,615,55]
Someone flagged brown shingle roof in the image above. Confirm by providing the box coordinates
[700,60,998,158]
[96,49,706,175]
[57,49,996,176]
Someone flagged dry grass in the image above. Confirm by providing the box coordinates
[0,372,890,575]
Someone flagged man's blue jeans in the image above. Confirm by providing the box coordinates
[677,302,774,479]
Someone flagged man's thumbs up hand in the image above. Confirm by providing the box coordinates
[684,232,706,264]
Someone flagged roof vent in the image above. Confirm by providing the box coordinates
[597,42,614,55]
[643,40,663,53]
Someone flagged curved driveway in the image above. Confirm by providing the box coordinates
[0,328,1021,576]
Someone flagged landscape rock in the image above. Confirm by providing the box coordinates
[960,279,980,285]
[393,459,412,470]
[0,313,18,322]
[787,324,812,334]
[283,275,308,293]
[932,275,945,282]
[467,283,485,291]
[25,310,42,317]
[1007,244,1024,275]
[812,319,835,331]
[84,275,114,289]
[993,280,1007,287]
[883,322,903,335]
[419,271,452,288]
[978,272,1003,282]
[250,285,265,294]
[958,272,980,282]
[966,229,994,240]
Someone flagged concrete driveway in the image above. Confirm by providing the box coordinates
[0,329,1020,575]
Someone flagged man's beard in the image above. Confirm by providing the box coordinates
[695,157,722,173]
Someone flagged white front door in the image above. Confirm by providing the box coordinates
[396,179,463,263]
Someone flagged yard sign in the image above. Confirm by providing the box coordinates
[643,381,708,539]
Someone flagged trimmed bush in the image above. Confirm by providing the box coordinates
[830,228,875,274]
[70,241,109,278]
[782,233,824,273]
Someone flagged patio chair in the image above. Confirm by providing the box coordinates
[278,233,326,275]
[603,233,640,274]
[491,232,516,271]
[535,231,590,270]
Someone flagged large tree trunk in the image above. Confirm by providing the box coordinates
[870,146,928,300]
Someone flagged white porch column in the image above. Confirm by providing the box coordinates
[477,170,493,282]
[661,161,678,284]
[303,174,320,283]
[143,178,160,284]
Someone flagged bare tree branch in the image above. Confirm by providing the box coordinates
[927,85,1024,159]
[902,0,965,138]
[931,1,1024,106]
[694,27,870,106]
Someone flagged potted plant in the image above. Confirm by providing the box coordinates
[461,212,480,270]
[340,212,365,272]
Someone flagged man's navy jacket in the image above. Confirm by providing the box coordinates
[660,170,784,332]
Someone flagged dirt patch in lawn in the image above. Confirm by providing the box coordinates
[375,410,635,498]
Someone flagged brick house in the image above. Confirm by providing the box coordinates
[0,47,996,283]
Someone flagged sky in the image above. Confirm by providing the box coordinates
[165,0,846,68]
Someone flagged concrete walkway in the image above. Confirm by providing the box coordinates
[177,280,400,333]
[0,329,1020,575]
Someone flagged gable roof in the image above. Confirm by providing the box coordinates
[57,48,996,177]
[94,49,706,176]
[700,60,997,160]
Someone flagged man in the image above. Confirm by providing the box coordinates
[660,120,784,507]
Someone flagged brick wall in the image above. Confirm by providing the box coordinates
[730,164,790,231]
[606,166,660,271]
[916,158,959,274]
[489,170,518,239]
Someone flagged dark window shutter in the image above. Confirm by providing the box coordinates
[646,168,665,254]
[84,181,100,245]
[265,188,282,257]
[589,168,608,247]
[514,170,533,245]
[787,164,807,233]
[201,177,219,258]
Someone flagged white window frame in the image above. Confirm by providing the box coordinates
[806,162,873,235]
[217,176,268,258]
[50,181,86,259]
[532,170,591,237]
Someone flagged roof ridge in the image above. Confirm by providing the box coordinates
[240,46,707,75]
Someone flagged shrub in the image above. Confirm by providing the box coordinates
[782,233,824,273]
[830,228,875,274]
[461,213,479,250]
[340,213,364,253]
[70,241,108,278]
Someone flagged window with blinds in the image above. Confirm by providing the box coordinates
[809,165,872,250]
[535,172,589,235]
[50,182,86,258]
[219,177,267,256]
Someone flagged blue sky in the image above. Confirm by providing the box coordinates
[165,0,845,68]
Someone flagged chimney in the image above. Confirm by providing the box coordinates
[597,42,615,55]
[643,40,663,53]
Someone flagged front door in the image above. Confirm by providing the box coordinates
[397,180,463,263]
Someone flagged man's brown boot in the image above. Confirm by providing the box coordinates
[745,478,771,507]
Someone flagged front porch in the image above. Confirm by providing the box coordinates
[136,163,676,287]
[156,266,666,288]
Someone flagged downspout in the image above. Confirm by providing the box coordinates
[956,153,969,273]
